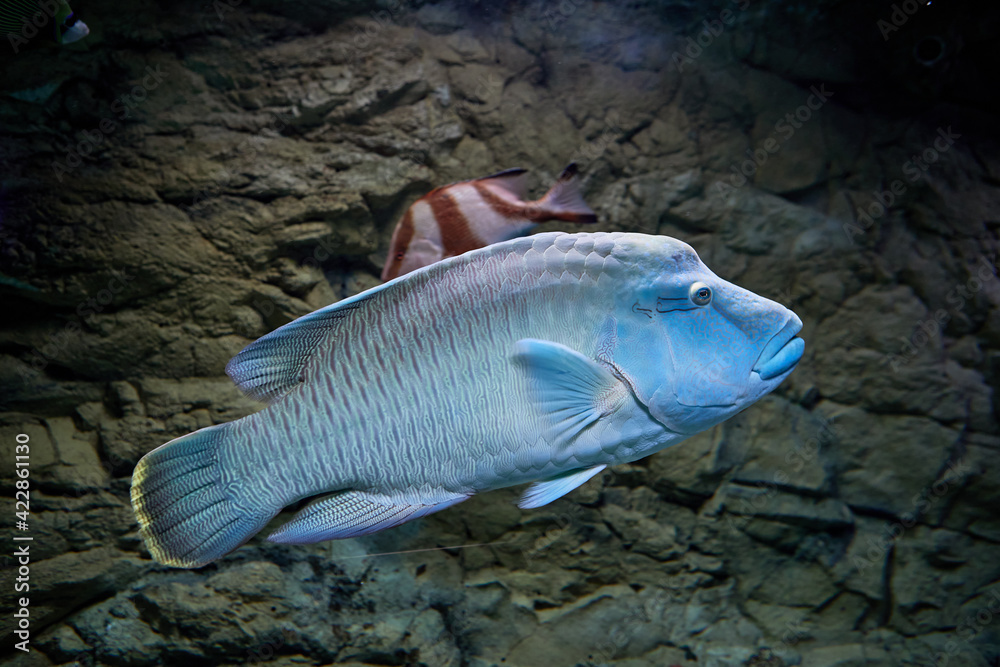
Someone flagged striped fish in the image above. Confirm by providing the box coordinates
[0,0,89,45]
[381,163,597,281]
[131,232,804,568]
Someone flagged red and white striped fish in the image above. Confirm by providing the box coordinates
[381,163,597,281]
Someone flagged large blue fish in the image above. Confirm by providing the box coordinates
[131,232,804,568]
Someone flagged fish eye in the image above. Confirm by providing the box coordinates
[689,282,712,306]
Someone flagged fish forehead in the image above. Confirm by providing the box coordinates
[381,232,762,336]
[603,233,703,272]
[372,233,709,347]
[607,236,784,326]
[541,232,705,289]
[388,232,707,306]
[502,232,698,269]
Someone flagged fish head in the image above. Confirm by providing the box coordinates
[614,237,803,436]
[61,17,90,44]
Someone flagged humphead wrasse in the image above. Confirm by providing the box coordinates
[131,232,804,568]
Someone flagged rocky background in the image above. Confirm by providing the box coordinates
[1,0,999,665]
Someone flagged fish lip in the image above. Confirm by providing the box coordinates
[753,316,804,380]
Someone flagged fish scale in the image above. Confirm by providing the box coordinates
[131,232,803,567]
[237,237,603,499]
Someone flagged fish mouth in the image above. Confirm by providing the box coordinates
[753,316,805,381]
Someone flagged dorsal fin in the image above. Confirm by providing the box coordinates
[225,288,386,403]
[476,167,529,200]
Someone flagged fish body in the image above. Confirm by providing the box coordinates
[131,232,804,568]
[0,0,89,45]
[381,163,597,281]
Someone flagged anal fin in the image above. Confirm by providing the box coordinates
[518,465,606,509]
[267,489,470,544]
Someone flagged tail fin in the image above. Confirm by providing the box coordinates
[537,162,598,224]
[130,423,276,568]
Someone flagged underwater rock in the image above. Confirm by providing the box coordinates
[714,484,853,531]
[35,624,90,664]
[818,404,959,517]
[799,643,895,667]
[0,0,997,664]
[0,546,149,650]
[23,417,108,492]
[602,503,684,561]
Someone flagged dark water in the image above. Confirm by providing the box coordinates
[1,1,998,666]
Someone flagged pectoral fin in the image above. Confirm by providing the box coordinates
[519,465,606,509]
[512,338,629,445]
[267,489,470,544]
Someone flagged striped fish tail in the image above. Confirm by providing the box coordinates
[539,162,598,224]
[130,423,276,568]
